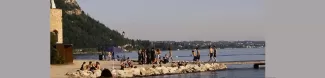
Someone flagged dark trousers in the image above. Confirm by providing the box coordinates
[146,54,151,64]
[138,55,142,64]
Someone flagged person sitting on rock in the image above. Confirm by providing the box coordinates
[95,62,101,70]
[126,57,133,67]
[89,63,96,72]
[86,61,93,70]
[120,61,126,70]
[80,62,86,70]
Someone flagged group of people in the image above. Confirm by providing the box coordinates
[80,61,101,73]
[120,57,134,69]
[137,47,173,65]
[191,46,218,63]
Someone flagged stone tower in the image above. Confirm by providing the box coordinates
[50,0,63,43]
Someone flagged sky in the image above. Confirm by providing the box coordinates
[77,0,265,41]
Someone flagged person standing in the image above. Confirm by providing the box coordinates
[150,48,156,64]
[195,47,201,62]
[141,48,147,64]
[191,50,197,61]
[156,49,161,64]
[107,52,112,61]
[138,49,142,64]
[168,47,173,62]
[112,51,115,60]
[213,46,218,62]
[146,48,151,64]
[208,46,214,62]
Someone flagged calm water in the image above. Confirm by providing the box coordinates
[74,48,265,78]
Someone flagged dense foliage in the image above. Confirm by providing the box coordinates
[50,32,64,64]
[54,0,135,49]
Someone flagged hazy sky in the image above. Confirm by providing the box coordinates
[77,0,265,41]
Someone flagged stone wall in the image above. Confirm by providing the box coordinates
[50,9,63,43]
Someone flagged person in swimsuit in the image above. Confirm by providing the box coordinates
[213,46,218,62]
[80,62,86,70]
[86,61,93,70]
[192,50,197,61]
[156,49,161,64]
[89,61,96,71]
[195,47,201,62]
[208,46,214,62]
[95,62,101,70]
[168,47,173,62]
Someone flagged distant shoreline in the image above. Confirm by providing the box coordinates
[73,47,265,54]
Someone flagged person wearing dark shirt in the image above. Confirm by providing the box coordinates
[195,47,201,62]
[208,46,214,62]
[150,48,156,64]
[80,62,86,70]
[192,50,197,61]
[146,48,151,64]
[213,46,218,62]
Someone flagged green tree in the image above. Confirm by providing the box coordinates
[50,32,64,64]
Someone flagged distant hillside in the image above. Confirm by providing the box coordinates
[54,0,140,48]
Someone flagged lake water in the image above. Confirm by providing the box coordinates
[74,48,265,78]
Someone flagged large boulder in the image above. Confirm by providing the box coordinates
[131,68,141,76]
[93,70,102,77]
[168,67,178,74]
[100,69,113,77]
[160,66,169,74]
[149,68,160,75]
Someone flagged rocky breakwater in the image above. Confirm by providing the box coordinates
[65,63,227,78]
[112,63,227,78]
[65,69,102,78]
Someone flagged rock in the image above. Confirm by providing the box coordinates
[100,69,113,77]
[168,67,178,73]
[93,70,102,77]
[176,66,186,73]
[160,66,169,74]
[111,69,117,77]
[79,70,91,77]
[139,67,149,76]
[115,70,124,77]
[132,68,141,76]
[149,68,160,75]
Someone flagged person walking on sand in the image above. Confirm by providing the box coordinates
[213,46,218,62]
[208,46,214,62]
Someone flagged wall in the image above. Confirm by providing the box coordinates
[50,9,63,43]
